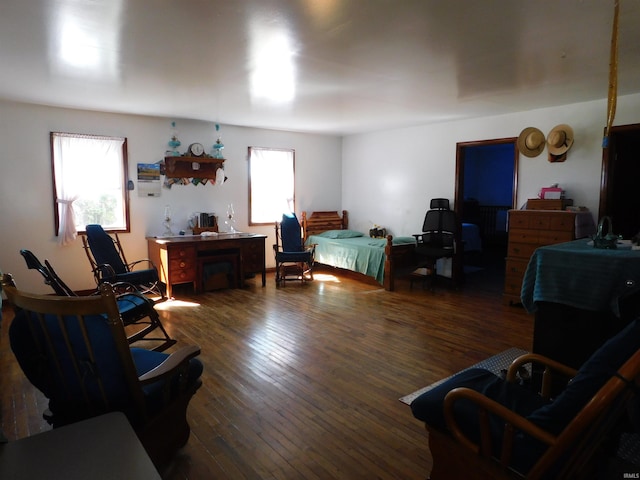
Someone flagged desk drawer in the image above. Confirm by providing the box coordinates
[242,240,265,271]
[169,263,196,283]
[168,245,195,261]
[168,246,196,283]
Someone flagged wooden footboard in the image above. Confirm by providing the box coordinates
[384,235,417,291]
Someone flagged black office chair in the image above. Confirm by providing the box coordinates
[413,198,458,290]
[20,249,175,352]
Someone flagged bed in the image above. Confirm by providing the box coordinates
[302,211,417,291]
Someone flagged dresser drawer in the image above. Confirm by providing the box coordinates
[538,230,574,244]
[508,229,539,244]
[504,273,524,296]
[527,214,552,230]
[507,242,538,259]
[549,214,576,231]
[508,211,530,229]
[505,258,529,277]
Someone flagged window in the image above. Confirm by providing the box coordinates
[248,147,295,225]
[51,132,129,245]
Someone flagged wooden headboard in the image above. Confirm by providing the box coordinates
[301,210,348,240]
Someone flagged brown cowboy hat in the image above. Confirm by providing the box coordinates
[517,127,546,157]
[547,124,574,155]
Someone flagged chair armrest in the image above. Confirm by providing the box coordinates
[444,387,557,461]
[127,259,157,271]
[94,263,117,281]
[109,281,147,296]
[507,353,578,399]
[138,345,201,384]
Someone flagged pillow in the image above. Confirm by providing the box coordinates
[527,317,640,434]
[317,230,363,239]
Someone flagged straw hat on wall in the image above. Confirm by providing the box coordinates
[517,127,546,157]
[547,124,574,155]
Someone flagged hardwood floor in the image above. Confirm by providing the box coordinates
[0,264,533,479]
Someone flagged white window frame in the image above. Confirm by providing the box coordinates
[248,146,295,225]
[51,132,130,245]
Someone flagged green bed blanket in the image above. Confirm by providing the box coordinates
[306,232,416,284]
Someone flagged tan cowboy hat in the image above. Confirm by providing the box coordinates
[517,127,546,157]
[547,124,574,155]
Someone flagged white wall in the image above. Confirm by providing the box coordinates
[4,92,640,294]
[0,100,342,293]
[342,93,640,237]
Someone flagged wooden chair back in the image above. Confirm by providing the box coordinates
[2,275,147,425]
[2,272,201,464]
[434,349,640,479]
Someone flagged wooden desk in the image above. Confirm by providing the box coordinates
[0,412,161,480]
[147,233,266,297]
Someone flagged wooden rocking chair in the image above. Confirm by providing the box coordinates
[410,318,640,479]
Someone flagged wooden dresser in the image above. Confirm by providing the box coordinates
[503,210,578,305]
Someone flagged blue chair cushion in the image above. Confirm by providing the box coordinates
[411,367,550,474]
[275,251,313,263]
[280,214,304,252]
[107,269,159,285]
[10,310,202,427]
[527,317,640,434]
[411,368,548,432]
[116,293,150,313]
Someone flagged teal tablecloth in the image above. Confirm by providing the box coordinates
[521,239,640,316]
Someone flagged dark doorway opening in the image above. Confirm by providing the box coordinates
[600,123,640,239]
[454,138,518,290]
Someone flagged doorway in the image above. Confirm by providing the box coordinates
[599,123,640,239]
[454,138,518,285]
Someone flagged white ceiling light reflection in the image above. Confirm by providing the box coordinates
[249,23,296,104]
[49,0,122,79]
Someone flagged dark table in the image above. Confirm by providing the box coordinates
[521,238,640,372]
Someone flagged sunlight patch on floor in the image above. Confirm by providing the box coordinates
[313,273,341,283]
[155,299,201,310]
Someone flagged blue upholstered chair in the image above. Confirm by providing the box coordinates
[2,275,202,467]
[410,318,640,479]
[20,249,175,351]
[82,224,165,301]
[273,213,315,286]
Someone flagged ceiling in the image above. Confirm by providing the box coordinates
[1,0,639,135]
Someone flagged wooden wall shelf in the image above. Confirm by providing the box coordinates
[164,156,225,179]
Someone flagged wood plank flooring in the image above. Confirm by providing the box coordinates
[0,264,533,479]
